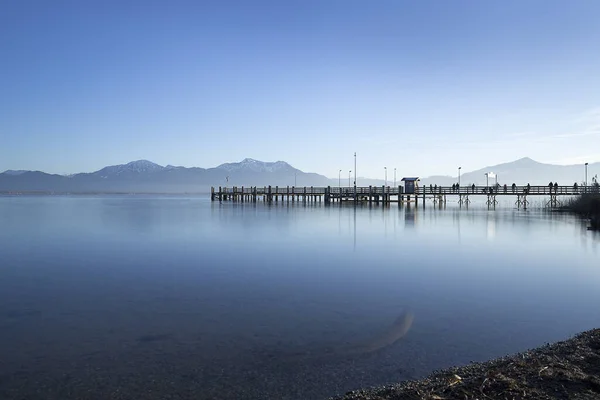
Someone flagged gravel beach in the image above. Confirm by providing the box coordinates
[331,328,600,400]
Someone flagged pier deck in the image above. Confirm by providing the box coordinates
[211,185,595,209]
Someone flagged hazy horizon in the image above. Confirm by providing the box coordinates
[2,1,600,178]
[1,156,597,183]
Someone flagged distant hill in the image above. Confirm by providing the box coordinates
[419,158,599,187]
[1,157,598,193]
[0,159,331,193]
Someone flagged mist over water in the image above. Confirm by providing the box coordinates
[1,196,599,399]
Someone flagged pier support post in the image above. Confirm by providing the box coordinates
[398,185,402,207]
[459,194,470,208]
[546,194,560,208]
[516,194,529,209]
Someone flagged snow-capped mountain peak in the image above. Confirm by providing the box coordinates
[217,158,295,173]
[2,170,29,176]
[92,160,165,177]
[125,160,164,172]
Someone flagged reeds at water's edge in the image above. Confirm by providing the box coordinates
[562,192,600,230]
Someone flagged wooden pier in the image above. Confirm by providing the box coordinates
[211,184,593,209]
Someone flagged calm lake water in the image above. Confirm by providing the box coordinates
[1,195,599,400]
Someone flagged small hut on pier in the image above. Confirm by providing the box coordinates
[401,177,420,194]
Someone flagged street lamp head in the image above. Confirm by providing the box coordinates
[585,162,589,166]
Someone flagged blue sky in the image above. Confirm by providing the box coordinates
[2,0,600,178]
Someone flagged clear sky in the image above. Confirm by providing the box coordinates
[2,0,600,179]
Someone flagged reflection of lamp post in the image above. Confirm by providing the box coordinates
[585,162,589,193]
[348,170,352,187]
[458,166,461,186]
[384,167,387,187]
[338,169,341,188]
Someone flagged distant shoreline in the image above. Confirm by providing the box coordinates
[330,328,600,400]
[0,191,210,196]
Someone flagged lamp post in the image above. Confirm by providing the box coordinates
[354,152,357,186]
[485,173,489,191]
[458,166,461,186]
[338,169,342,188]
[394,168,397,187]
[585,162,589,193]
[348,170,352,188]
[384,167,387,187]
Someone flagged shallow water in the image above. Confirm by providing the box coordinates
[1,196,599,399]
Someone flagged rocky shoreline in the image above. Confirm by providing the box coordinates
[331,329,600,400]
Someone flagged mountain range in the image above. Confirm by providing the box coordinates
[419,157,598,187]
[0,157,598,193]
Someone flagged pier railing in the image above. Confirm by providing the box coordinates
[215,185,591,196]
